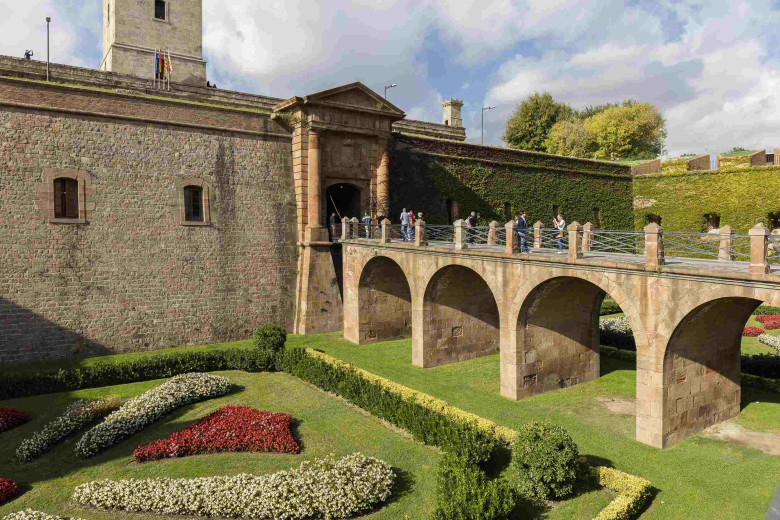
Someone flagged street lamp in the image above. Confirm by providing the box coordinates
[481,105,495,145]
[46,17,51,81]
[384,84,397,99]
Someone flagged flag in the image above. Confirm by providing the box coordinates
[154,49,159,78]
[167,51,173,75]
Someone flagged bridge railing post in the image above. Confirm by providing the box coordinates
[718,225,734,261]
[415,219,428,247]
[350,217,359,239]
[454,219,467,250]
[644,223,664,268]
[749,223,770,274]
[533,221,542,249]
[341,217,349,241]
[487,221,498,246]
[582,222,594,253]
[568,222,583,261]
[380,218,391,244]
[505,220,518,254]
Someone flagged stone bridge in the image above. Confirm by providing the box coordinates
[340,220,780,448]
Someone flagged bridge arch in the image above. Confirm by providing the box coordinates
[417,264,501,367]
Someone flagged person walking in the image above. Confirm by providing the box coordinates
[517,210,529,253]
[408,210,416,240]
[362,212,372,238]
[466,211,477,243]
[554,213,566,253]
[400,208,411,242]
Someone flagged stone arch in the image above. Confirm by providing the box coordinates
[661,296,761,447]
[354,256,413,344]
[418,265,500,367]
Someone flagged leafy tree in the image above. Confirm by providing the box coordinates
[545,118,591,157]
[583,102,666,160]
[502,92,573,152]
[576,101,621,120]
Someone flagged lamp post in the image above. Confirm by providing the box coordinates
[46,17,51,81]
[384,83,397,99]
[481,105,495,145]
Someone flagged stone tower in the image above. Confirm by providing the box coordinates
[442,99,464,128]
[102,0,207,85]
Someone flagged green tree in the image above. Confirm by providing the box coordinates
[583,102,666,160]
[576,101,621,120]
[502,92,573,151]
[544,118,591,157]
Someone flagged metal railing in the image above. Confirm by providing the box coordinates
[466,226,492,245]
[590,230,645,256]
[538,228,566,251]
[494,227,507,246]
[663,232,726,260]
[427,225,455,243]
[731,234,752,262]
[356,224,381,240]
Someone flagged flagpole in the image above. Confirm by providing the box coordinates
[153,49,156,89]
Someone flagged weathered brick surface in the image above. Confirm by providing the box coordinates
[355,257,411,344]
[0,106,297,364]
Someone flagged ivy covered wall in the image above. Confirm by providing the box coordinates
[388,135,633,229]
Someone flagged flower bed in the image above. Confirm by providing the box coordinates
[73,453,394,519]
[2,511,85,520]
[756,315,780,330]
[758,334,780,355]
[743,326,765,337]
[0,478,19,506]
[133,405,299,462]
[16,397,120,463]
[0,408,31,434]
[75,373,231,458]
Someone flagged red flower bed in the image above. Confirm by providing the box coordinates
[0,407,30,433]
[743,326,765,337]
[133,405,299,462]
[756,315,780,330]
[0,478,19,505]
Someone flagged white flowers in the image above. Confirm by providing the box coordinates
[74,373,231,458]
[72,452,395,519]
[16,397,121,463]
[600,317,632,335]
[2,511,85,520]
[758,334,780,355]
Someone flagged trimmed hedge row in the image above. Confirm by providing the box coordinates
[591,466,652,520]
[600,298,623,316]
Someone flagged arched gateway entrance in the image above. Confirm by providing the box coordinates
[327,183,362,222]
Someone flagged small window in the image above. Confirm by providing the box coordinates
[503,202,512,222]
[593,208,601,228]
[552,204,559,219]
[767,212,780,230]
[154,0,167,20]
[54,178,79,219]
[184,186,203,222]
[702,212,720,232]
[646,213,662,226]
[446,199,459,224]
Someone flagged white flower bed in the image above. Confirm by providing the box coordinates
[2,511,85,520]
[73,452,394,519]
[16,397,121,462]
[75,373,231,458]
[758,334,780,355]
[599,316,632,335]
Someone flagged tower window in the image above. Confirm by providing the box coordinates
[154,0,167,20]
[184,186,203,222]
[593,208,601,228]
[54,178,79,219]
[503,202,512,222]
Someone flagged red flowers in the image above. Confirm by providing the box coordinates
[0,407,30,433]
[756,315,780,330]
[0,478,19,505]
[133,406,299,462]
[743,326,765,337]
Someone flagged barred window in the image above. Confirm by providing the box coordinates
[54,178,79,219]
[184,186,203,222]
[154,0,167,20]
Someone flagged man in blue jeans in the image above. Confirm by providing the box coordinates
[400,208,411,242]
[516,210,529,253]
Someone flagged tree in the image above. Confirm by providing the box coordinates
[502,92,573,152]
[545,118,591,157]
[576,102,621,120]
[583,102,666,160]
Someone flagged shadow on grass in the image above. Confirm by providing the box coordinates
[741,386,780,411]
[384,467,415,507]
[290,418,305,453]
[600,355,635,377]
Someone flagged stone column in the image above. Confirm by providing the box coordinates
[306,128,327,242]
[505,220,518,254]
[718,225,734,261]
[376,138,390,220]
[415,219,428,246]
[568,222,583,262]
[487,221,498,245]
[644,223,664,269]
[582,222,594,253]
[350,217,360,239]
[341,217,349,241]
[454,219,467,250]
[749,223,770,275]
[533,221,542,249]
[381,218,391,244]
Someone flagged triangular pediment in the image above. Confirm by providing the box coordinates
[305,82,405,116]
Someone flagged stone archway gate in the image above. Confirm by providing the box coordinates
[341,220,780,448]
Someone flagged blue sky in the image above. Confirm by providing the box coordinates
[2,0,780,156]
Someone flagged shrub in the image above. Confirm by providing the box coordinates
[600,298,622,316]
[73,453,394,519]
[758,334,780,355]
[133,405,299,462]
[511,422,581,500]
[2,511,86,520]
[433,453,515,520]
[16,397,120,462]
[754,305,780,316]
[253,324,287,354]
[0,408,30,434]
[743,326,764,337]
[0,478,19,505]
[75,373,231,458]
[591,466,652,520]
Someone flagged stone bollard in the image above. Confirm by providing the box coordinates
[582,222,594,253]
[749,223,770,275]
[415,219,428,246]
[644,223,664,269]
[718,225,734,261]
[568,222,583,262]
[341,217,349,241]
[350,217,360,239]
[533,221,543,249]
[370,218,378,239]
[487,221,498,246]
[505,220,518,254]
[380,218,391,244]
[454,219,467,250]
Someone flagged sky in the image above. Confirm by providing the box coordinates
[2,0,779,156]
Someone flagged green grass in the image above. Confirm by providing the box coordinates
[742,316,780,356]
[0,371,441,519]
[290,333,780,520]
[720,150,756,158]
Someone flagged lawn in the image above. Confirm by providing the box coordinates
[288,333,780,520]
[0,371,443,519]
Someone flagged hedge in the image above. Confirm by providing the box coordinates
[600,298,623,316]
[591,466,652,520]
